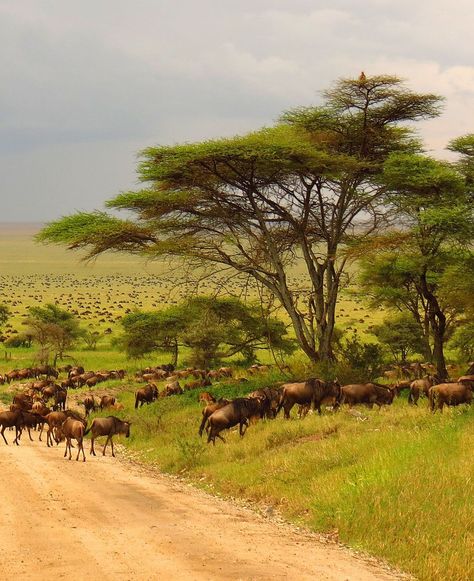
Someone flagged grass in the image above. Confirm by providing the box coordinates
[114,381,474,581]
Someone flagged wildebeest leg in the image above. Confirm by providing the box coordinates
[284,402,293,419]
[239,420,249,437]
[39,423,44,441]
[27,426,33,441]
[1,426,8,445]
[90,437,96,456]
[103,435,111,456]
[110,437,115,457]
[217,433,226,443]
[13,427,21,445]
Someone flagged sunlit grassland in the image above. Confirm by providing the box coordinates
[82,375,474,581]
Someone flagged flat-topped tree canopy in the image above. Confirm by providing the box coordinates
[38,73,444,363]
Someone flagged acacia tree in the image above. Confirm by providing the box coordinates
[38,74,441,363]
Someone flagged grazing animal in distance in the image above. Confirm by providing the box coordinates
[99,395,116,410]
[408,376,435,405]
[134,384,158,409]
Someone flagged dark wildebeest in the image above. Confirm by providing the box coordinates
[206,398,265,445]
[408,375,435,405]
[59,417,86,461]
[0,410,24,445]
[276,378,341,419]
[84,416,131,457]
[83,395,97,417]
[42,410,85,446]
[12,393,33,411]
[54,389,67,411]
[198,398,230,437]
[458,375,474,389]
[248,387,283,419]
[429,382,473,412]
[99,395,116,410]
[340,383,395,409]
[134,384,158,409]
[17,411,48,441]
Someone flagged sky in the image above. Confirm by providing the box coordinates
[1,0,473,222]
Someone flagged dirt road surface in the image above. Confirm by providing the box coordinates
[0,438,404,580]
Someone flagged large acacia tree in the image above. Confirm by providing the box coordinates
[39,74,441,362]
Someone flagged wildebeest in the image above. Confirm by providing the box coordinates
[248,387,282,419]
[340,383,395,408]
[429,382,473,412]
[59,417,86,461]
[408,376,435,405]
[134,384,158,408]
[17,411,47,441]
[276,378,341,418]
[83,395,97,417]
[99,395,116,410]
[198,398,230,437]
[206,398,265,445]
[53,389,67,411]
[0,410,24,445]
[198,391,216,405]
[458,375,474,389]
[84,416,131,457]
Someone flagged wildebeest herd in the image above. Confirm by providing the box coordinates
[0,364,131,461]
[1,360,474,455]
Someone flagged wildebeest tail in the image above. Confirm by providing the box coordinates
[134,392,139,409]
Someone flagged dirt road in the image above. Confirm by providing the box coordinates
[0,438,403,580]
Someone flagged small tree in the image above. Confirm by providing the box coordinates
[26,303,82,366]
[119,296,294,368]
[82,330,101,351]
[372,314,426,363]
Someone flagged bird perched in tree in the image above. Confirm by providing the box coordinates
[359,71,367,82]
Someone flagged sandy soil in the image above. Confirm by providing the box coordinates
[0,436,405,581]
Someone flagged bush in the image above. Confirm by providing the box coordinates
[4,333,32,348]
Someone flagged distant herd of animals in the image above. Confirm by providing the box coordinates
[1,361,473,456]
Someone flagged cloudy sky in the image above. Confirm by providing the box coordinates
[1,0,473,222]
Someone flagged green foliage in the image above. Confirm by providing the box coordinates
[336,331,384,381]
[4,333,32,348]
[119,296,294,367]
[27,303,83,364]
[449,323,474,362]
[372,314,426,362]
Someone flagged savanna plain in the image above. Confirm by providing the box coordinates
[1,224,473,581]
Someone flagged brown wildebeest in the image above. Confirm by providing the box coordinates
[17,411,47,441]
[340,383,395,409]
[162,382,183,397]
[12,393,33,410]
[408,375,435,405]
[198,398,230,436]
[248,387,282,419]
[429,382,473,412]
[42,410,85,446]
[0,410,24,445]
[83,395,96,416]
[84,416,131,457]
[458,375,474,389]
[134,384,158,408]
[59,417,86,461]
[54,389,67,411]
[276,378,341,419]
[99,395,116,410]
[198,391,216,405]
[207,398,265,445]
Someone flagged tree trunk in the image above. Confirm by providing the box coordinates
[171,338,178,367]
[419,272,448,381]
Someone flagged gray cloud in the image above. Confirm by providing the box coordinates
[0,0,473,221]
